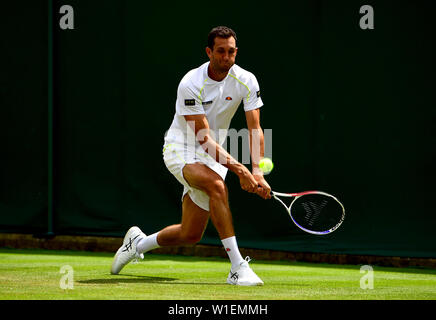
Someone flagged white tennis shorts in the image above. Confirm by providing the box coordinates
[162,143,228,211]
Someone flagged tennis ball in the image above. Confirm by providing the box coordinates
[259,157,274,174]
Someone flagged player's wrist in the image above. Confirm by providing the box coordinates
[252,167,264,176]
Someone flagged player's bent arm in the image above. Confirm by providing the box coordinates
[184,114,242,172]
[184,114,258,193]
[245,108,271,199]
[245,108,265,176]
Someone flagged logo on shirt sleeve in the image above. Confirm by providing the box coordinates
[202,100,213,106]
[184,99,196,106]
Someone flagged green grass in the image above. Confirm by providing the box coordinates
[0,248,435,300]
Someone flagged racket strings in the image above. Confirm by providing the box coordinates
[292,194,343,233]
[302,200,328,226]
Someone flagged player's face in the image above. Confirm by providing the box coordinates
[207,36,238,73]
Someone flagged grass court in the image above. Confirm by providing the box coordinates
[0,248,435,300]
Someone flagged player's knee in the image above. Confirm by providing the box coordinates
[181,232,202,245]
[206,179,227,200]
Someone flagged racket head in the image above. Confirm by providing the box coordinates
[272,190,345,235]
[289,191,345,235]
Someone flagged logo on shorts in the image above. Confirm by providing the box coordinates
[226,248,231,252]
[225,96,232,101]
[185,99,195,106]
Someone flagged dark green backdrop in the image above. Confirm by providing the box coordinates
[1,0,435,258]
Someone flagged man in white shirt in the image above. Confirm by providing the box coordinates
[111,26,271,286]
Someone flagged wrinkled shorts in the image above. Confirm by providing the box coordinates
[162,143,228,211]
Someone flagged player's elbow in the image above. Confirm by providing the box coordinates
[196,129,211,145]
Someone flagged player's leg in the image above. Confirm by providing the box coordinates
[112,154,263,284]
[138,163,234,249]
[182,163,235,240]
[180,163,263,286]
[154,192,210,246]
[112,191,209,274]
[182,163,256,277]
[139,163,244,265]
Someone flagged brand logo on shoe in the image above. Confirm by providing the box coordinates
[122,234,140,252]
[230,271,239,281]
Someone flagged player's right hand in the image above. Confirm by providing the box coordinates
[253,175,272,200]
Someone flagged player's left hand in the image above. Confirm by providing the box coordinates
[253,174,271,200]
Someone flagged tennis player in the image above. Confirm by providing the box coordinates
[111,26,271,286]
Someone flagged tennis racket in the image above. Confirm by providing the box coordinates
[271,190,345,235]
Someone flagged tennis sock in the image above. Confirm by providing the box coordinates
[136,232,161,254]
[221,236,244,270]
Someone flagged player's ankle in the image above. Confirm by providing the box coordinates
[136,232,160,254]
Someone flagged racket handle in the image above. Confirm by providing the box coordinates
[271,191,298,197]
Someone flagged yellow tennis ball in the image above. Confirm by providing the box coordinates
[259,157,274,174]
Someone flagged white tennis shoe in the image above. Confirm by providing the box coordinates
[226,257,264,286]
[110,226,146,275]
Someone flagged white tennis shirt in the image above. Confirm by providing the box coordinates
[164,61,263,151]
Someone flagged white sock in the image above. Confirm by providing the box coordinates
[221,236,244,270]
[136,232,161,254]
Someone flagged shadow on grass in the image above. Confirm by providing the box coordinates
[78,274,177,284]
[77,274,228,286]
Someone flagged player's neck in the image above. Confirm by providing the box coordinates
[207,64,228,82]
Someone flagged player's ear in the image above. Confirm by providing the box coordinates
[205,46,212,58]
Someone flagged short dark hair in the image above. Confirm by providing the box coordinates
[207,26,237,50]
